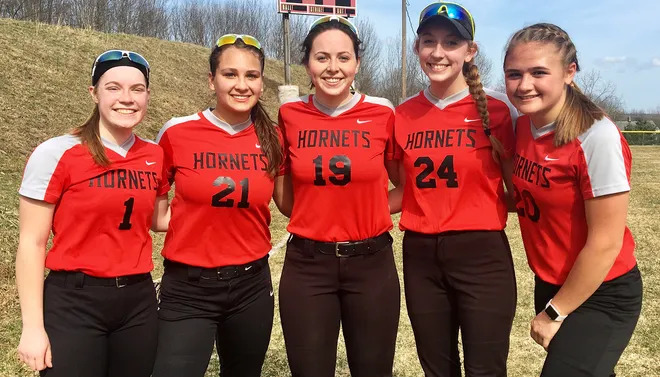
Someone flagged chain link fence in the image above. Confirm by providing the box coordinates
[622,131,660,146]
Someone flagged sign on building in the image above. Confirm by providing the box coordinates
[277,0,357,17]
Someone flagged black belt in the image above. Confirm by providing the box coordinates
[164,255,268,281]
[48,270,151,288]
[289,232,393,257]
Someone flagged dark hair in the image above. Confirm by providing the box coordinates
[71,104,110,166]
[301,21,362,65]
[417,20,507,163]
[209,39,282,177]
[504,23,604,146]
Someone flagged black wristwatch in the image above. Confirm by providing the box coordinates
[544,300,567,322]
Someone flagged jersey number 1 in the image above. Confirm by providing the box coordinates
[118,197,134,230]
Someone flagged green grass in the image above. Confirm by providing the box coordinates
[0,17,658,377]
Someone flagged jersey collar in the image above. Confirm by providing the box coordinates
[101,133,135,157]
[423,87,470,110]
[530,120,557,140]
[312,93,362,117]
[203,108,253,135]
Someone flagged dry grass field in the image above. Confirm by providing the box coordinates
[0,18,658,377]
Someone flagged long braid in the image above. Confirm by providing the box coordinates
[463,60,506,163]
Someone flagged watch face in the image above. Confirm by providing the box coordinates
[545,305,559,320]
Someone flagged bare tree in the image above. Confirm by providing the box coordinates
[575,69,625,120]
[266,13,311,64]
[169,0,208,45]
[376,35,425,104]
[353,16,381,94]
[473,50,492,88]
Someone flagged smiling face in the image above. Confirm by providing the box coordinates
[209,45,263,124]
[305,28,360,108]
[415,22,476,98]
[90,65,149,135]
[504,41,576,126]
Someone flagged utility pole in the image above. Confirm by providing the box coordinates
[401,0,407,103]
[283,12,291,85]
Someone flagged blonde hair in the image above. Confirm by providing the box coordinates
[463,54,506,162]
[504,23,605,146]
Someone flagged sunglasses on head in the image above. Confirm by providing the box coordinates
[419,2,475,40]
[216,34,262,50]
[91,50,150,80]
[309,15,359,37]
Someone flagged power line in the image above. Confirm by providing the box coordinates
[405,1,416,37]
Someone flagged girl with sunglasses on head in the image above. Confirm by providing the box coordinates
[277,15,400,377]
[151,34,288,377]
[389,2,518,376]
[503,23,642,377]
[16,50,167,376]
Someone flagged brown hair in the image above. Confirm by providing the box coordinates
[209,39,282,177]
[71,101,111,166]
[504,23,605,146]
[301,21,362,65]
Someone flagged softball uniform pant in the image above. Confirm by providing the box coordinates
[152,256,274,377]
[41,271,158,377]
[534,265,642,377]
[403,230,517,377]
[279,233,400,377]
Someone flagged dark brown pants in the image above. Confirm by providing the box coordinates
[279,235,400,377]
[403,230,517,377]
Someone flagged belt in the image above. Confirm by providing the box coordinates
[164,255,268,281]
[48,271,151,288]
[289,232,393,257]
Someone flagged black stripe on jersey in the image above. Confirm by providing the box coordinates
[512,153,551,188]
[404,129,477,150]
[193,152,267,171]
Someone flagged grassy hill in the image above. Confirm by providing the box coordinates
[0,17,309,171]
[0,17,312,376]
[1,17,659,377]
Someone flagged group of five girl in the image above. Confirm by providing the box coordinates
[16,2,642,376]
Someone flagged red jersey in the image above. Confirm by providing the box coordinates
[512,116,637,285]
[157,109,284,267]
[279,94,396,242]
[19,134,168,277]
[395,88,517,233]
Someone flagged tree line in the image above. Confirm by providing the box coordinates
[1,0,629,112]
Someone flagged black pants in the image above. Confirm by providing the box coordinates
[152,257,274,377]
[279,234,400,377]
[535,265,643,377]
[403,230,517,377]
[41,272,158,377]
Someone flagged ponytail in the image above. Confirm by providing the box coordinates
[71,104,111,166]
[251,101,283,177]
[554,82,605,146]
[463,60,506,163]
